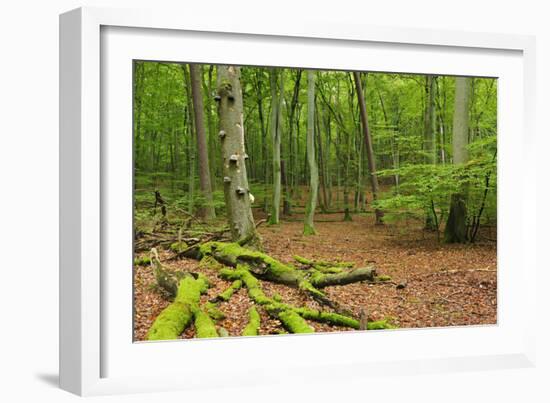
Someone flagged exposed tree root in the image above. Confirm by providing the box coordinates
[217,265,392,333]
[203,280,243,321]
[147,242,396,339]
[293,255,353,273]
[194,309,219,338]
[211,280,242,303]
[242,306,261,336]
[194,242,375,315]
[147,274,210,340]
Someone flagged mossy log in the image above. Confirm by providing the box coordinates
[308,267,377,288]
[147,274,209,340]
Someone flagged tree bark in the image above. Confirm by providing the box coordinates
[189,64,216,220]
[304,70,319,235]
[444,76,471,243]
[424,75,437,230]
[269,69,282,224]
[216,65,261,248]
[182,66,196,215]
[353,72,383,224]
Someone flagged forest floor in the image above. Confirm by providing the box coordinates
[133,210,497,341]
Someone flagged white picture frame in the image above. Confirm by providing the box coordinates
[59,6,537,396]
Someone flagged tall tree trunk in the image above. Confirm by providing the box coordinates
[424,75,437,230]
[189,64,216,220]
[304,70,319,235]
[182,66,195,215]
[289,70,302,198]
[269,69,282,224]
[316,99,328,213]
[353,72,383,225]
[133,62,144,170]
[216,65,261,248]
[281,159,291,215]
[254,71,269,213]
[444,76,471,243]
[203,65,217,191]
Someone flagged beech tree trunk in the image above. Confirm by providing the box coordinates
[353,72,383,224]
[424,75,437,230]
[182,66,195,214]
[216,65,261,248]
[269,69,282,224]
[189,64,216,220]
[444,76,471,243]
[304,70,319,235]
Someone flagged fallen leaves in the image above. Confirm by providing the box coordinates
[133,212,497,341]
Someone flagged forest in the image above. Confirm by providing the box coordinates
[133,61,497,341]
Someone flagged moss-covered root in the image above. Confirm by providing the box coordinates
[295,308,396,330]
[220,267,314,334]
[204,301,226,320]
[200,242,303,287]
[274,309,315,333]
[203,279,243,322]
[366,319,397,330]
[242,306,261,336]
[200,241,374,292]
[147,275,209,341]
[293,255,353,273]
[194,309,219,338]
[216,280,243,302]
[295,308,360,329]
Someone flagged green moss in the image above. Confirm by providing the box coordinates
[376,275,392,282]
[134,255,151,266]
[303,224,317,236]
[216,262,381,334]
[203,242,302,286]
[367,318,398,330]
[218,280,242,301]
[272,293,283,302]
[198,255,226,271]
[293,255,346,273]
[147,301,193,341]
[218,268,242,281]
[293,255,312,265]
[204,301,225,320]
[170,241,188,253]
[298,280,328,301]
[194,309,219,338]
[276,310,315,333]
[295,308,359,329]
[147,275,210,341]
[242,306,261,336]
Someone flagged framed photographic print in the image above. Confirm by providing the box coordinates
[60,6,537,396]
